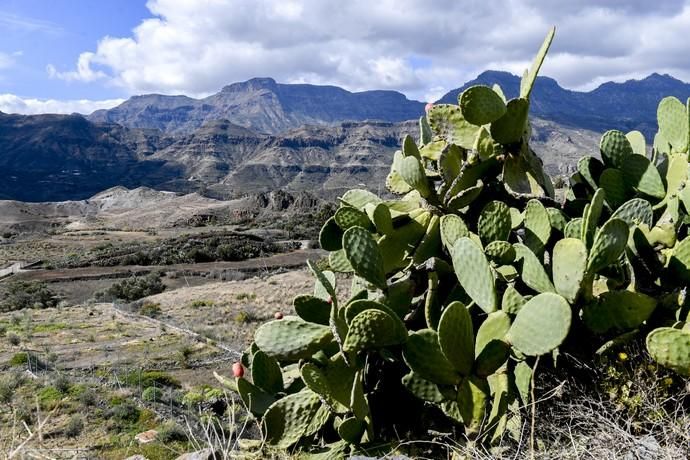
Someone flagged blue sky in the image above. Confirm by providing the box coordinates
[2,1,690,114]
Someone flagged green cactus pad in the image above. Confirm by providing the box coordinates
[403,329,461,385]
[293,295,331,325]
[452,237,497,313]
[502,284,527,314]
[342,309,407,354]
[341,189,381,210]
[402,134,421,159]
[427,104,481,149]
[657,96,689,153]
[546,207,568,234]
[398,156,431,198]
[508,293,572,356]
[386,170,413,194]
[478,200,512,244]
[440,214,469,253]
[484,240,516,265]
[459,85,507,126]
[251,350,284,395]
[598,169,630,209]
[668,236,690,283]
[600,130,633,168]
[308,261,337,304]
[513,243,556,293]
[437,301,474,375]
[587,218,629,273]
[513,361,533,406]
[344,299,405,327]
[263,389,322,448]
[370,202,394,235]
[237,377,276,416]
[626,130,647,155]
[552,238,587,304]
[620,154,666,199]
[419,138,446,161]
[577,156,604,190]
[329,249,354,273]
[582,188,605,249]
[646,327,690,376]
[255,317,334,361]
[474,126,498,160]
[523,199,552,254]
[610,198,653,228]
[510,207,524,228]
[653,131,672,156]
[456,376,490,434]
[564,217,583,240]
[337,417,366,444]
[319,217,344,251]
[583,291,657,334]
[335,206,371,230]
[343,226,387,290]
[475,311,511,357]
[438,143,464,183]
[475,340,510,377]
[401,372,444,403]
[520,26,555,99]
[490,98,529,144]
[446,180,484,210]
[300,363,349,414]
[413,215,441,264]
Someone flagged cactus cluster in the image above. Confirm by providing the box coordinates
[216,27,690,456]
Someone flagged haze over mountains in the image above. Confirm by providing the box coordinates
[3,72,690,202]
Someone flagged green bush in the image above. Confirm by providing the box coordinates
[139,302,162,318]
[219,27,690,457]
[141,386,164,402]
[38,386,62,410]
[98,273,165,302]
[122,370,180,389]
[157,421,188,443]
[0,281,60,312]
[65,415,84,438]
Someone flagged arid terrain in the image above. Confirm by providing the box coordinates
[0,189,336,458]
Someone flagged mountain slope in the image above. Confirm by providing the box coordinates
[89,77,425,135]
[438,71,690,138]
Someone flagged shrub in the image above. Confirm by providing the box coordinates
[64,415,84,438]
[139,302,162,318]
[0,281,60,312]
[98,273,165,302]
[107,400,141,427]
[157,420,188,443]
[123,370,180,389]
[53,374,71,393]
[38,386,62,410]
[141,386,164,402]
[7,332,20,346]
[220,27,690,458]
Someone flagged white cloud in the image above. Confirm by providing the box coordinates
[0,94,124,115]
[48,0,690,100]
[0,52,16,70]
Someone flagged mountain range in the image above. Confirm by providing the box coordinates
[3,72,690,202]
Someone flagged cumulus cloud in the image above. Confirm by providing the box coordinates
[48,0,690,100]
[0,94,124,115]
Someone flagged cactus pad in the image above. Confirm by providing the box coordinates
[620,154,666,199]
[437,301,474,375]
[251,350,284,395]
[646,327,690,376]
[587,218,629,273]
[657,96,689,153]
[626,130,646,155]
[342,309,407,354]
[452,237,497,313]
[335,206,370,230]
[502,284,526,314]
[319,217,343,251]
[263,389,322,448]
[478,200,512,244]
[600,130,633,168]
[610,198,653,228]
[599,168,628,208]
[552,238,587,304]
[459,85,507,126]
[484,240,516,265]
[523,199,551,254]
[491,98,529,144]
[293,295,331,325]
[508,293,572,356]
[341,189,381,210]
[440,214,469,252]
[401,372,444,403]
[403,329,461,385]
[513,243,555,293]
[583,291,657,334]
[668,236,690,282]
[255,317,334,361]
[520,26,555,98]
[343,226,387,290]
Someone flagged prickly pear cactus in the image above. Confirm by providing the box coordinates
[216,26,690,457]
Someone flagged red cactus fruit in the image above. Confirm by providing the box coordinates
[232,362,244,378]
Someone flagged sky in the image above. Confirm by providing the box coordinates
[2,0,690,115]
